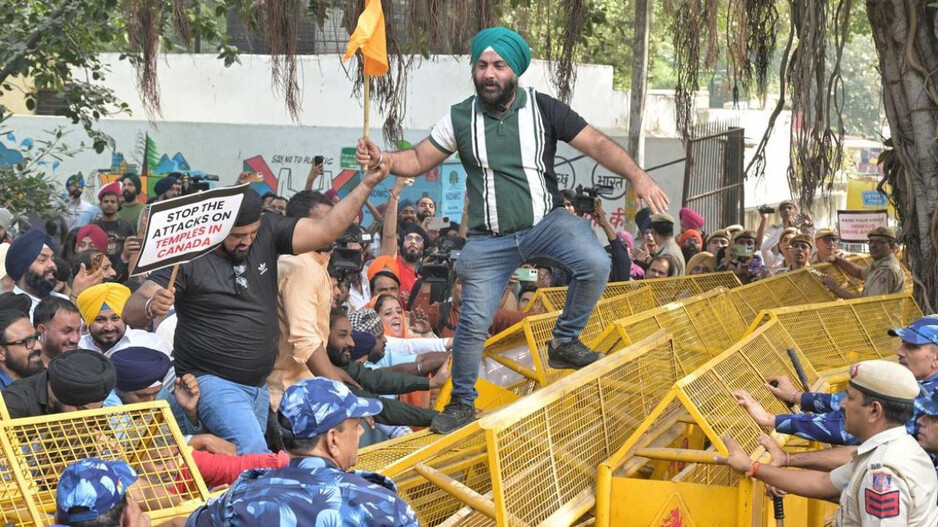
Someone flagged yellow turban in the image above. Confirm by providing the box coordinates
[76,283,131,326]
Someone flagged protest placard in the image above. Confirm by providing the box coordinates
[131,185,247,275]
[837,209,889,243]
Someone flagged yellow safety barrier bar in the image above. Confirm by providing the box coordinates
[361,288,659,479]
[590,287,749,375]
[523,271,741,313]
[372,331,678,526]
[0,400,210,526]
[480,288,657,391]
[747,292,923,371]
[723,265,838,323]
[596,319,828,527]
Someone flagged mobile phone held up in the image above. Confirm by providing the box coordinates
[515,268,538,282]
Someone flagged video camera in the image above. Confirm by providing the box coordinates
[419,236,464,284]
[181,174,220,195]
[328,229,372,282]
[572,184,614,214]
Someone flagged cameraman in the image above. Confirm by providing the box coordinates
[757,200,814,267]
[124,168,388,454]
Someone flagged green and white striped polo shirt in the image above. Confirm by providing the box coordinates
[428,87,588,235]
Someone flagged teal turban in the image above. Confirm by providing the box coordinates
[470,27,531,76]
[121,172,141,193]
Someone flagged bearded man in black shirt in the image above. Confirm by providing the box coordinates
[124,167,389,454]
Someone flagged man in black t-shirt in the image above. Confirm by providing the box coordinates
[124,170,388,454]
[92,182,136,281]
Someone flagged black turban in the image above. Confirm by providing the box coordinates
[48,349,116,406]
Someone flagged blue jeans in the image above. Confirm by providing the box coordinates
[451,208,610,404]
[161,372,271,454]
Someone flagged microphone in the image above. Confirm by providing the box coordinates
[496,103,507,113]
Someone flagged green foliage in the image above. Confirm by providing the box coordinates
[0,124,76,220]
[0,0,235,150]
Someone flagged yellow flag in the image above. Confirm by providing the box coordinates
[342,0,389,76]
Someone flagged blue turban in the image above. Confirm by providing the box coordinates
[5,229,53,282]
[66,173,85,189]
[110,346,171,392]
[351,331,377,362]
[153,177,174,196]
[470,27,532,76]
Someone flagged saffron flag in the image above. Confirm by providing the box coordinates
[342,0,389,76]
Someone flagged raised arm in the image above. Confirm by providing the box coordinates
[568,125,669,213]
[291,164,389,254]
[356,138,450,179]
[381,178,410,256]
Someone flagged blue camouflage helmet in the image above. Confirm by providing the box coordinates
[56,457,138,523]
[887,316,938,347]
[279,378,383,439]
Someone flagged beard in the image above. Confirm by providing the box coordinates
[68,188,82,199]
[367,348,385,364]
[402,249,421,264]
[25,269,56,297]
[5,348,43,379]
[122,191,138,203]
[474,73,518,110]
[221,244,249,263]
[326,344,350,367]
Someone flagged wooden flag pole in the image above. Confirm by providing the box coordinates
[363,73,371,141]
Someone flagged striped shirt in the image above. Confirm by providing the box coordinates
[428,87,588,235]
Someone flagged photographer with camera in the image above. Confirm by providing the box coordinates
[757,199,814,268]
[583,198,634,282]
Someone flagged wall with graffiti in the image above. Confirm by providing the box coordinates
[2,115,688,232]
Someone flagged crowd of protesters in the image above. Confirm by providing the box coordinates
[0,24,922,527]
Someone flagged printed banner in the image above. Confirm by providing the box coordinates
[132,185,246,275]
[837,209,888,243]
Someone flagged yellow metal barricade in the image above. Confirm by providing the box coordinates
[0,400,210,526]
[590,287,749,375]
[723,265,838,323]
[595,320,832,527]
[747,292,923,372]
[480,288,657,391]
[523,272,741,313]
[373,331,678,526]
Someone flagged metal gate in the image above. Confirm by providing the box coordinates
[682,124,745,230]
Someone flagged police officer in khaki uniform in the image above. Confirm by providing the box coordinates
[821,227,904,298]
[718,359,938,526]
[648,213,686,276]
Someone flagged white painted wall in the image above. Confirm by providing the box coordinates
[1,52,801,234]
[94,53,630,131]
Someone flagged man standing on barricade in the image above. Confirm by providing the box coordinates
[123,167,389,454]
[356,26,668,433]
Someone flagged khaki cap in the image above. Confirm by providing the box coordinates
[732,229,757,243]
[706,229,730,244]
[789,234,814,249]
[649,213,675,225]
[814,228,838,240]
[849,360,920,403]
[868,226,896,241]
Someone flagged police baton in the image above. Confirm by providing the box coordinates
[769,347,813,527]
